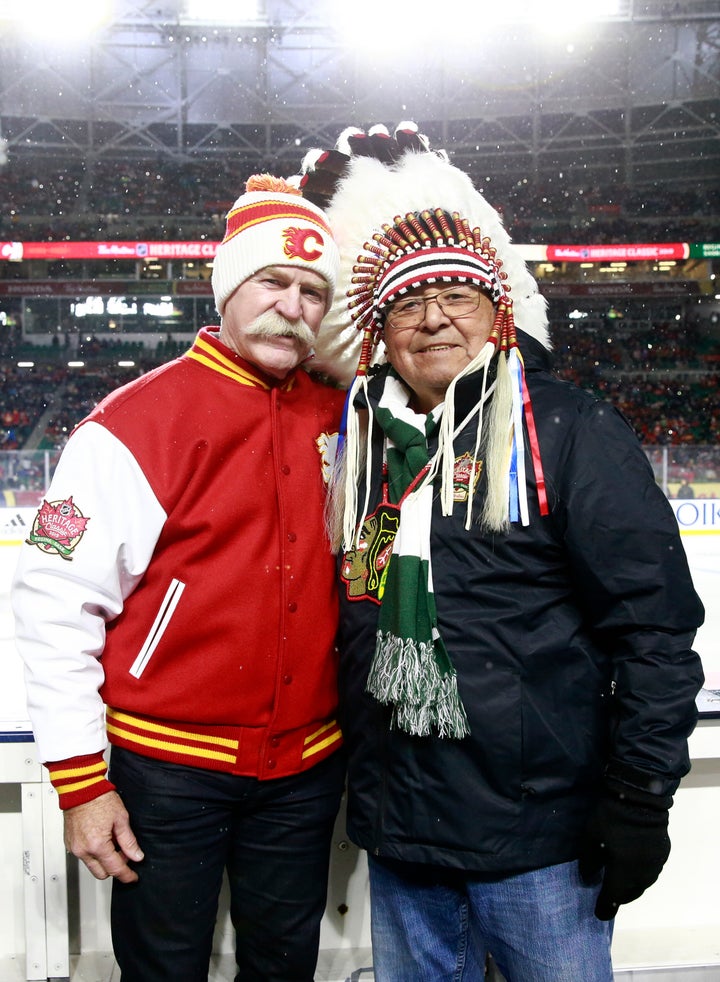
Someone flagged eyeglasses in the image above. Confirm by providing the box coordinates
[384,285,484,330]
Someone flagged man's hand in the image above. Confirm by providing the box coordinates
[64,790,144,883]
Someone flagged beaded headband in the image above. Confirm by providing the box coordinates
[345,207,520,379]
[351,208,508,318]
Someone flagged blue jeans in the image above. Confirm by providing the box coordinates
[369,856,614,982]
[109,746,345,982]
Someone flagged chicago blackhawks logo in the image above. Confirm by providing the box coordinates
[282,226,324,262]
[27,496,90,560]
[341,503,400,604]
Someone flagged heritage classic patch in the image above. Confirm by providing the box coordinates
[26,496,90,559]
[453,452,483,502]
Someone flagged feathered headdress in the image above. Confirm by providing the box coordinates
[295,123,551,541]
[294,123,552,739]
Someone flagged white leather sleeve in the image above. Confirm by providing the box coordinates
[11,422,167,763]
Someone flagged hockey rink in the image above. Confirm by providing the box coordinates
[684,530,720,712]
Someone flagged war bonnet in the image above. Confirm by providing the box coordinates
[295,124,551,541]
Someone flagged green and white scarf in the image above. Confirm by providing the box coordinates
[365,373,470,739]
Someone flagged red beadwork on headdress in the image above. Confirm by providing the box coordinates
[346,208,512,348]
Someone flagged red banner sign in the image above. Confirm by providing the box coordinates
[1,240,696,264]
[1,241,219,261]
[546,243,689,262]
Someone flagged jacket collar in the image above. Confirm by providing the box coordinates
[186,327,299,392]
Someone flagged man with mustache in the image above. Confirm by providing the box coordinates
[12,175,346,981]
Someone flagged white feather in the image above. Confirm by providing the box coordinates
[335,126,365,156]
[300,147,325,173]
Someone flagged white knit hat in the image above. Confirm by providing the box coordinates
[211,174,340,316]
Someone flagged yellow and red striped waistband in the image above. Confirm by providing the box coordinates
[105,707,343,780]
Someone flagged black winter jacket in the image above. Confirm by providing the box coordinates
[336,332,704,875]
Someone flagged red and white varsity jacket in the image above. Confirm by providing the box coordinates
[12,328,345,808]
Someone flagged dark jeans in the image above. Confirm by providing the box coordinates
[109,746,346,982]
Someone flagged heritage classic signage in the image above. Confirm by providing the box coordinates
[670,500,720,533]
[0,239,707,264]
[0,240,219,261]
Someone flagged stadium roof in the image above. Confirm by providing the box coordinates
[0,0,718,190]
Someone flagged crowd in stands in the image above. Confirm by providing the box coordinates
[1,152,718,495]
[1,363,68,450]
[485,181,720,246]
[599,375,718,445]
[35,367,145,451]
[555,320,706,375]
[2,153,719,245]
[553,316,720,445]
[0,156,240,243]
[2,315,718,470]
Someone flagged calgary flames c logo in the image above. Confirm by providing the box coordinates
[282,226,324,262]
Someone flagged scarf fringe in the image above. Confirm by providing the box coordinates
[369,630,470,739]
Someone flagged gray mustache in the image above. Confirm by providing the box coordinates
[245,312,315,347]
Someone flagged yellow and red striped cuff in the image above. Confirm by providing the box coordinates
[46,752,116,810]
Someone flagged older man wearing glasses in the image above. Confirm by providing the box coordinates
[303,135,705,982]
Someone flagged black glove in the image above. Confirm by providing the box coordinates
[578,778,672,920]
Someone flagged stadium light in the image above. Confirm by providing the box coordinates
[333,0,621,49]
[0,0,113,39]
[531,0,621,33]
[182,0,263,25]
